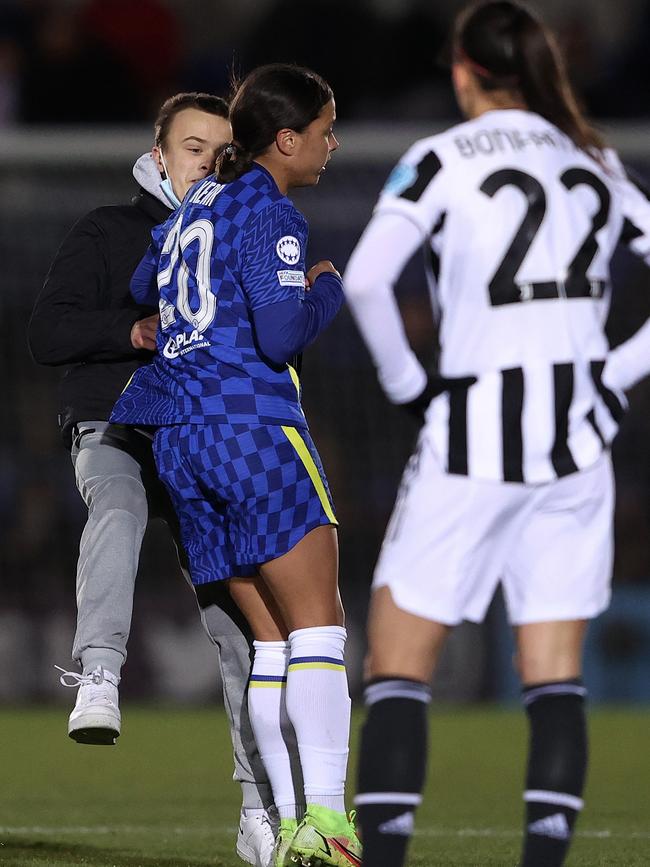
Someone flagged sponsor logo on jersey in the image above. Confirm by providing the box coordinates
[159,301,176,330]
[163,329,211,359]
[277,269,305,287]
[276,235,301,265]
[383,163,417,196]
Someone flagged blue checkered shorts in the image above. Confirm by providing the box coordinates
[153,422,337,584]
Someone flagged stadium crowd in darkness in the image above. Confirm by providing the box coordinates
[2,0,650,126]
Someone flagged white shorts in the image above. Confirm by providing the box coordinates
[373,435,614,626]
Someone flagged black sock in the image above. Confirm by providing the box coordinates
[355,678,431,867]
[521,679,588,867]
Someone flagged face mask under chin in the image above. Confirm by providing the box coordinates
[160,177,182,209]
[159,151,182,209]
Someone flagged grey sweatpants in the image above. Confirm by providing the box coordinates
[71,421,271,809]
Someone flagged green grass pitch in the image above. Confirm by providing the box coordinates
[1,707,648,866]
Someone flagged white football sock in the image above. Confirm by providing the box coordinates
[286,625,351,813]
[248,640,303,821]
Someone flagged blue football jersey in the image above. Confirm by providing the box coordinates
[111,163,309,429]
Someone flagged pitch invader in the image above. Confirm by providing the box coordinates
[345,2,650,866]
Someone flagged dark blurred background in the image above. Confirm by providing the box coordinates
[1,0,650,706]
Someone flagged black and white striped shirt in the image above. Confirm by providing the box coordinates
[344,110,646,483]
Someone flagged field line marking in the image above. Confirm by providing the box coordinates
[414,828,650,840]
[1,825,650,840]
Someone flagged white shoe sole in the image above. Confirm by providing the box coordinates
[69,709,121,745]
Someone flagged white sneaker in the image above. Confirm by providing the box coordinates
[236,809,277,867]
[55,665,121,745]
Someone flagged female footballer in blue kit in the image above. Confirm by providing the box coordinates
[111,65,361,867]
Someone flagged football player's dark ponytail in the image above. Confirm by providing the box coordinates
[216,64,333,183]
[454,1,604,156]
[216,141,254,181]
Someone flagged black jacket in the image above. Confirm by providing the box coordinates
[29,190,171,446]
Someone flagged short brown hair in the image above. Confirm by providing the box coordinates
[154,92,229,147]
